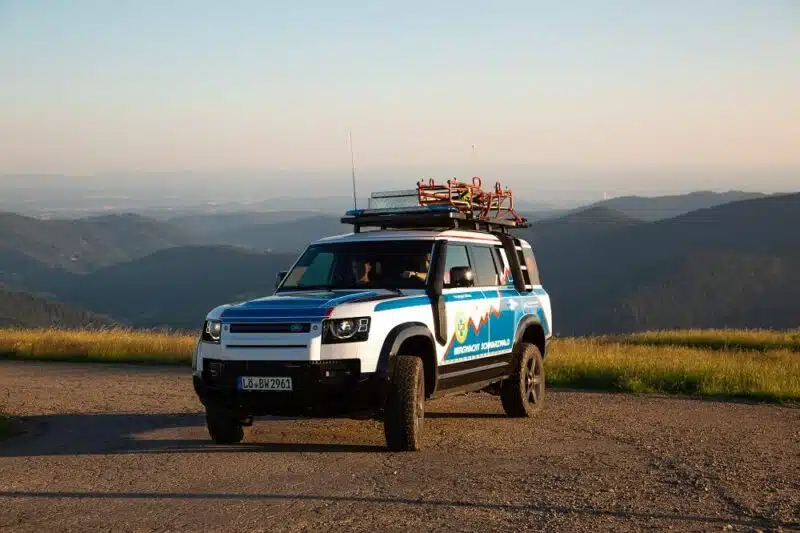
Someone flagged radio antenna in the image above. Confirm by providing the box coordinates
[348,131,357,209]
[471,143,476,174]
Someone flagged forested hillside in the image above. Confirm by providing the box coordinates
[1,192,797,334]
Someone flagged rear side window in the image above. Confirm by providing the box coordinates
[522,246,541,285]
[492,246,509,285]
[443,244,470,287]
[469,245,500,286]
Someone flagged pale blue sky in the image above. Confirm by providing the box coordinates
[1,1,798,189]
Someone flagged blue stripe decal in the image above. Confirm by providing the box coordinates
[220,290,386,320]
[374,288,538,311]
[374,296,430,311]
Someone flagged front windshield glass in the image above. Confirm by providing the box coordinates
[278,240,434,291]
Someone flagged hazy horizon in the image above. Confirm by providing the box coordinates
[1,166,796,215]
[1,1,798,197]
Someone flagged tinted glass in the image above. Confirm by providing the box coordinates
[443,244,470,288]
[491,246,509,285]
[279,240,433,291]
[470,245,500,286]
[522,246,541,285]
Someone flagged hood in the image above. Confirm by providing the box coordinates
[217,289,406,322]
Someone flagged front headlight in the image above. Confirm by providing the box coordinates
[202,319,221,343]
[323,317,370,343]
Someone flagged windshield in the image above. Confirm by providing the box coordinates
[278,240,434,291]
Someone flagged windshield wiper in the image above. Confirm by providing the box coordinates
[282,285,334,292]
[383,287,404,295]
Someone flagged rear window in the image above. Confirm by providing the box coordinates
[522,246,541,285]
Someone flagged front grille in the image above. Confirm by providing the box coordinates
[228,322,311,334]
[201,358,361,392]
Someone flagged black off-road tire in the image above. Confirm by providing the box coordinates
[383,355,425,451]
[500,342,545,417]
[205,406,245,444]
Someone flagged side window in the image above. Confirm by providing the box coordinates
[469,245,500,287]
[492,246,509,285]
[443,244,470,288]
[522,246,541,285]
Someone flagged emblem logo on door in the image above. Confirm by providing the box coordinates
[455,312,469,344]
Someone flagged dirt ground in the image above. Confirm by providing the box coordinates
[0,360,798,532]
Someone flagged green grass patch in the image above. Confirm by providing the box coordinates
[546,338,800,402]
[601,328,800,352]
[0,327,193,365]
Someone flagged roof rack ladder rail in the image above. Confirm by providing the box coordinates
[513,237,533,291]
[493,232,528,293]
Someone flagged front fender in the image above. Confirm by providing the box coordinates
[375,322,435,377]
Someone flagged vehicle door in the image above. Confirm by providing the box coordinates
[438,242,488,367]
[468,243,515,357]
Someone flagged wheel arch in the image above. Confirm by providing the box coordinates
[514,314,547,358]
[377,322,438,397]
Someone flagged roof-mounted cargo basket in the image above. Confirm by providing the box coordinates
[341,177,529,233]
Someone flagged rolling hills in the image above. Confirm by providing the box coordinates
[51,246,299,329]
[0,286,116,329]
[0,212,195,273]
[0,191,797,334]
[577,190,769,222]
[520,192,800,334]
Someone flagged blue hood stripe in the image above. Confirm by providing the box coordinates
[220,290,383,321]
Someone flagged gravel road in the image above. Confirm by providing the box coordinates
[0,360,798,532]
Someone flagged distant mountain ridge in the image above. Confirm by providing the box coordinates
[521,192,800,334]
[49,245,299,329]
[0,211,195,273]
[169,212,346,252]
[0,190,798,333]
[579,190,769,222]
[522,206,639,247]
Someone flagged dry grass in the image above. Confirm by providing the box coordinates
[0,327,194,365]
[601,328,800,352]
[546,338,800,402]
[0,327,798,402]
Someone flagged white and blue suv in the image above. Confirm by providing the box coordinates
[192,197,553,451]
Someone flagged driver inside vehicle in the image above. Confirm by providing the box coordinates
[351,258,373,285]
[401,253,431,282]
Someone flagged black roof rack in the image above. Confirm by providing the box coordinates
[341,178,530,233]
[341,206,528,233]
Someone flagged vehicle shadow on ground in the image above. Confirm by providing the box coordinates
[0,489,794,530]
[0,408,524,458]
[0,413,387,457]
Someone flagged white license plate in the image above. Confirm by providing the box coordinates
[239,376,293,391]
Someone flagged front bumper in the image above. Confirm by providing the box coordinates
[193,358,388,418]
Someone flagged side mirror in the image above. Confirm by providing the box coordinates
[449,266,474,288]
[275,270,288,289]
